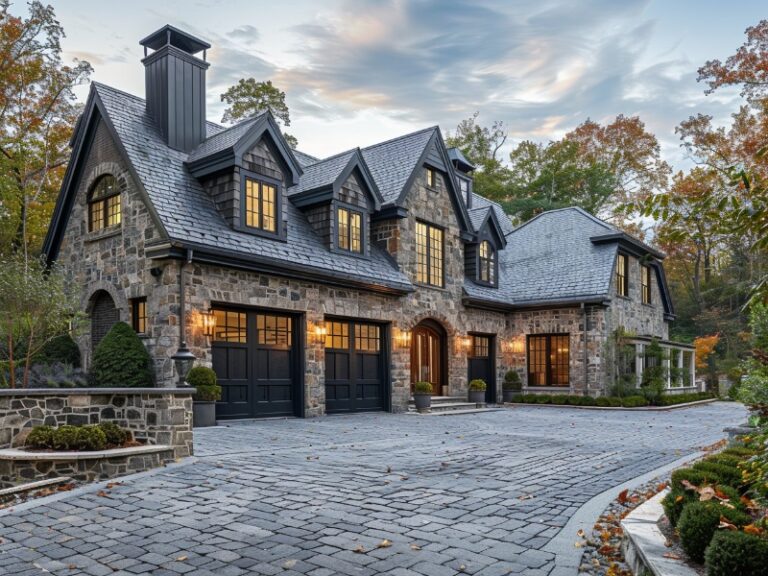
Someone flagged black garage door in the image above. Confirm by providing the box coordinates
[211,309,301,419]
[468,334,496,403]
[325,320,387,414]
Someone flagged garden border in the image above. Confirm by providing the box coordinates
[505,398,717,411]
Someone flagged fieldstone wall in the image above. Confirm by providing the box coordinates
[605,255,669,339]
[0,389,194,458]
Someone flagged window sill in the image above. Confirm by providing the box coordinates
[85,228,121,243]
[414,282,448,292]
[616,294,632,301]
[641,302,654,308]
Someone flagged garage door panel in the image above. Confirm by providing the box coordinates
[357,354,379,380]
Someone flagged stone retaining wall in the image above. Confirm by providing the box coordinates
[0,388,194,459]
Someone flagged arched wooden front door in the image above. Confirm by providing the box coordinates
[410,320,446,395]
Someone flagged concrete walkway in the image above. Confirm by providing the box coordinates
[0,402,746,576]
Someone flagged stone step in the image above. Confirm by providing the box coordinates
[409,401,482,413]
[409,407,504,416]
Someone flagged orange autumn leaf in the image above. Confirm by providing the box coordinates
[744,524,764,535]
[617,489,629,504]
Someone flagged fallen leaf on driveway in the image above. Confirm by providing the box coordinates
[576,529,585,538]
[283,559,297,568]
[518,494,534,500]
[410,544,421,550]
[96,490,110,498]
[377,539,392,548]
[617,489,629,504]
[353,545,366,553]
[663,552,682,560]
[175,556,188,562]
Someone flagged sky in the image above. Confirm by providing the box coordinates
[47,0,766,170]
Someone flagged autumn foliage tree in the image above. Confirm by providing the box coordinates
[0,1,91,257]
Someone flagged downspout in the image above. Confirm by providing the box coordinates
[582,302,589,397]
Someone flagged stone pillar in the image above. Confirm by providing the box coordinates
[635,343,644,387]
[677,349,684,387]
[690,350,697,390]
[664,347,671,389]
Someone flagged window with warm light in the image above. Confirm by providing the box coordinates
[641,265,652,304]
[131,298,147,334]
[325,321,349,349]
[244,177,277,233]
[88,175,121,232]
[212,309,247,343]
[527,334,569,387]
[478,240,496,285]
[426,167,436,188]
[616,253,629,297]
[337,207,363,253]
[256,314,291,346]
[416,221,444,287]
[471,335,490,358]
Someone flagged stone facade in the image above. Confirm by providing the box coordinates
[0,389,194,459]
[55,118,675,416]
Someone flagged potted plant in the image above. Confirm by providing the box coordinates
[502,370,522,402]
[468,379,487,404]
[413,381,433,412]
[188,366,221,428]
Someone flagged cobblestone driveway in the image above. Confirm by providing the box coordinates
[0,402,745,576]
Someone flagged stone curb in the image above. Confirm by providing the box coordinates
[0,445,172,461]
[505,398,717,411]
[621,489,698,576]
[542,450,706,574]
[0,456,198,517]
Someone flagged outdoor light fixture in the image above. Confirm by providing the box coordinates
[200,310,216,338]
[507,336,525,354]
[311,321,328,344]
[462,336,473,350]
[172,347,196,387]
[395,328,412,349]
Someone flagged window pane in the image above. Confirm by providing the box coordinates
[257,314,291,346]
[471,336,489,358]
[245,179,260,228]
[355,324,380,352]
[350,211,362,253]
[527,334,569,386]
[325,321,349,349]
[106,195,121,226]
[527,336,547,386]
[90,201,104,232]
[132,298,147,334]
[551,335,570,386]
[212,309,246,343]
[338,208,349,250]
[616,254,628,296]
[429,226,443,287]
[262,184,276,232]
[416,222,428,284]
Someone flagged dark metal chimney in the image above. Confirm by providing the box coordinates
[140,25,210,152]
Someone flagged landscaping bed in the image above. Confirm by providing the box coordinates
[507,391,715,409]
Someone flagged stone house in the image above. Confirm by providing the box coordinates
[43,26,695,419]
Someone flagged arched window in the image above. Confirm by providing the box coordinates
[88,175,121,232]
[90,290,118,351]
[478,240,496,285]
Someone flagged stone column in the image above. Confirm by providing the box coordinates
[690,350,697,390]
[664,347,671,389]
[635,343,644,387]
[677,349,684,387]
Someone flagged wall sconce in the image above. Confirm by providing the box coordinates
[199,310,216,339]
[461,336,473,351]
[310,321,328,345]
[507,336,525,354]
[395,328,412,349]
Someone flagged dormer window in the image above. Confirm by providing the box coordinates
[244,177,277,233]
[459,177,470,206]
[478,240,496,285]
[337,206,363,253]
[426,167,436,188]
[88,175,121,232]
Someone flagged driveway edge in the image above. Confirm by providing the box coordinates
[542,450,705,576]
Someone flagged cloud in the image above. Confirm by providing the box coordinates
[228,25,260,42]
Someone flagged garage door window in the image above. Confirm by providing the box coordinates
[257,314,292,346]
[325,321,349,349]
[212,309,247,343]
[355,324,380,352]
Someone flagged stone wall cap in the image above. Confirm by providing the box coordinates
[0,445,174,461]
[0,388,195,397]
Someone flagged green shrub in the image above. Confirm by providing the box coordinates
[26,425,55,449]
[468,379,487,391]
[566,395,583,405]
[89,322,153,387]
[608,397,623,407]
[662,484,744,527]
[722,446,759,458]
[550,395,569,405]
[693,461,743,488]
[621,395,649,407]
[671,468,724,492]
[678,501,751,563]
[705,530,768,576]
[413,381,433,394]
[35,334,82,367]
[595,397,612,407]
[705,454,743,469]
[502,370,521,391]
[187,366,221,401]
[97,422,130,446]
[509,394,524,403]
[51,425,80,450]
[580,396,597,406]
[74,426,107,451]
[522,394,538,403]
[534,394,551,404]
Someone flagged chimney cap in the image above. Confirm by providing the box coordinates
[140,25,210,55]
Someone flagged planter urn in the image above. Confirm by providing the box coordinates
[413,393,432,413]
[468,390,485,404]
[193,401,216,428]
[502,389,519,403]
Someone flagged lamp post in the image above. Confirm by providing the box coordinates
[173,251,195,387]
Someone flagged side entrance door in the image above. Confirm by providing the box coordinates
[468,334,496,403]
[211,308,301,419]
[325,320,387,414]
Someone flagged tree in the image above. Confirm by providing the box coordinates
[219,78,298,148]
[0,254,82,388]
[445,112,510,201]
[0,1,92,257]
[504,139,617,220]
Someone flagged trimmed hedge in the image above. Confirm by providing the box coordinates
[89,322,153,387]
[692,461,743,488]
[705,530,768,576]
[655,391,715,406]
[187,366,221,402]
[26,423,130,451]
[662,484,744,527]
[677,501,751,563]
[507,391,713,407]
[671,468,725,492]
[468,379,487,391]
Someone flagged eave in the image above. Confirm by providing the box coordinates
[591,232,665,260]
[462,294,610,313]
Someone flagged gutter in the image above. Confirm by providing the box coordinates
[145,241,414,297]
[582,302,589,397]
[462,295,610,313]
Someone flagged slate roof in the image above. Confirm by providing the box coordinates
[187,116,261,162]
[92,83,412,293]
[361,127,436,205]
[464,207,618,307]
[287,149,355,195]
[292,149,320,168]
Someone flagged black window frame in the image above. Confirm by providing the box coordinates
[641,265,652,305]
[425,166,436,189]
[131,297,147,335]
[457,175,471,207]
[240,171,283,239]
[526,333,570,388]
[88,175,121,233]
[415,220,445,288]
[616,253,629,297]
[336,204,365,255]
[476,239,497,287]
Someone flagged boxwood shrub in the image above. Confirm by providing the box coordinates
[692,461,743,488]
[98,422,131,446]
[621,395,649,407]
[704,530,768,576]
[550,395,569,405]
[468,379,487,391]
[26,425,55,449]
[89,322,154,387]
[671,468,723,492]
[677,500,751,562]
[534,394,551,404]
[25,423,127,451]
[662,484,744,527]
[187,366,221,402]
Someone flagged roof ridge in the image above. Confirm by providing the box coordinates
[362,125,437,151]
[508,206,612,236]
[306,147,358,165]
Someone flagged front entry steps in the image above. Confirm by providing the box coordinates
[408,396,502,416]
